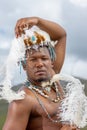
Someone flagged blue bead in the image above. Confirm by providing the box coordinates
[31,36,36,41]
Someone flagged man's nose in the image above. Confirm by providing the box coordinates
[35,59,44,67]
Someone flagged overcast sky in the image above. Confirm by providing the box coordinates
[0,0,87,84]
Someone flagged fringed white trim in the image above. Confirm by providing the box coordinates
[0,38,26,103]
[0,86,25,103]
[52,74,87,128]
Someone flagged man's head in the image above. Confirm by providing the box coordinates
[2,26,56,86]
[19,26,56,84]
[23,46,55,84]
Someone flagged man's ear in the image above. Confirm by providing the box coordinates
[22,61,26,71]
[51,61,54,68]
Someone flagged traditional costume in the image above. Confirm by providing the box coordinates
[0,26,87,129]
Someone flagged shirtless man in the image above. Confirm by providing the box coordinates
[2,17,79,130]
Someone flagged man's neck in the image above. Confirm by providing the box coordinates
[27,78,49,87]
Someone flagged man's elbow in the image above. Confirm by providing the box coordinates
[2,125,19,130]
[2,126,10,130]
[58,29,67,41]
[62,29,67,38]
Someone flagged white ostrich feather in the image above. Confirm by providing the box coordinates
[51,74,87,128]
[0,86,25,103]
[0,38,26,103]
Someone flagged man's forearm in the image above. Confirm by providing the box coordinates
[37,17,66,41]
[60,124,80,130]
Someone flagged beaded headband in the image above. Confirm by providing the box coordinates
[24,31,45,46]
[19,26,56,61]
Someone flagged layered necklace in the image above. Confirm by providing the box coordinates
[25,80,61,103]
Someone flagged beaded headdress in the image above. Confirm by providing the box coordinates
[0,26,56,102]
[21,27,56,61]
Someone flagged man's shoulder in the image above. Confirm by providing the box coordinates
[19,86,34,96]
[18,86,36,104]
[8,86,35,112]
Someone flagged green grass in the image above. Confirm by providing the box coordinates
[0,114,7,129]
[0,101,8,129]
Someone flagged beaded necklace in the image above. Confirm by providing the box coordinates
[30,88,60,123]
[25,80,62,123]
[25,80,61,103]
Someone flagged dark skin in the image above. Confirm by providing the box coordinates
[2,17,79,130]
[25,47,54,83]
[2,48,79,130]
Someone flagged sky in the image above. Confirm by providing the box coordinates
[0,0,87,84]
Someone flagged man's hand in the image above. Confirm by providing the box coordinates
[15,17,39,38]
[61,124,80,130]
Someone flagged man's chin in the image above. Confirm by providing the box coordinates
[36,77,50,82]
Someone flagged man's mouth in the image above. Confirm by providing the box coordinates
[35,70,46,75]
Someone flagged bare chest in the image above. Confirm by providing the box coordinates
[34,98,59,118]
[26,96,61,130]
[24,85,64,130]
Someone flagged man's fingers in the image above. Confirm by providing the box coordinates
[15,21,33,38]
[15,25,24,38]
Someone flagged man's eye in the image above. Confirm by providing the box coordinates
[42,57,49,60]
[30,58,36,61]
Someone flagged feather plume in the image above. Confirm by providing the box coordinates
[51,74,87,128]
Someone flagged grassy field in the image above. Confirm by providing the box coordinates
[0,101,8,129]
[0,78,87,130]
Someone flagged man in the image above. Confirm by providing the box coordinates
[2,17,87,130]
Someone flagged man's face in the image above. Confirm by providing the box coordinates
[25,47,54,83]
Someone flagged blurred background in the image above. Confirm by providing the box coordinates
[0,0,87,129]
